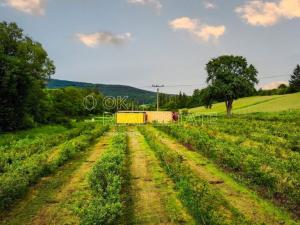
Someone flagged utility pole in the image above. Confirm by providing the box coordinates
[152,84,164,111]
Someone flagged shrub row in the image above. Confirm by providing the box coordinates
[157,124,300,215]
[0,122,97,174]
[199,116,300,152]
[139,126,250,225]
[0,124,108,210]
[78,129,127,225]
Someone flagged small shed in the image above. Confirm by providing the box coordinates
[116,111,146,124]
[146,111,174,123]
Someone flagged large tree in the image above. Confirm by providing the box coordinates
[0,22,55,131]
[205,55,258,117]
[289,64,300,92]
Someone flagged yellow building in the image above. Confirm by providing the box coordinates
[115,111,146,124]
[115,111,175,124]
[146,111,173,123]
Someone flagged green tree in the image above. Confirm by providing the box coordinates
[289,64,300,92]
[0,21,55,131]
[205,55,258,117]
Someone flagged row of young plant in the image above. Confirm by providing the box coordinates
[235,110,300,124]
[197,124,300,163]
[0,125,67,147]
[157,124,300,216]
[138,126,250,225]
[0,122,97,174]
[0,124,109,210]
[76,129,127,225]
[195,115,300,152]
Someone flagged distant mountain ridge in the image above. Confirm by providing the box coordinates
[47,79,157,104]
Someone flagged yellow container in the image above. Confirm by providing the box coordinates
[146,111,173,123]
[116,112,146,124]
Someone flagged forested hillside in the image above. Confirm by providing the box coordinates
[47,79,157,104]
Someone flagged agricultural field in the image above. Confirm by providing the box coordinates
[0,109,299,225]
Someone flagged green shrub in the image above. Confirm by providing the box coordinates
[139,126,249,225]
[157,124,300,214]
[79,130,127,225]
[0,124,108,210]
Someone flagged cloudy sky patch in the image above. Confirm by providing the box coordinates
[169,17,225,42]
[76,32,132,48]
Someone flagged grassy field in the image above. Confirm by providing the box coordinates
[187,92,300,114]
[0,103,300,224]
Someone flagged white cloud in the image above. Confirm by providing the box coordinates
[236,0,300,26]
[76,32,132,48]
[261,81,288,90]
[3,0,46,15]
[127,0,162,12]
[203,1,216,9]
[196,25,225,41]
[169,17,225,42]
[169,17,199,31]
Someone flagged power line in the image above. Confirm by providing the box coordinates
[139,74,290,88]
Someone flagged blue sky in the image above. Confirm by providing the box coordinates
[1,0,300,94]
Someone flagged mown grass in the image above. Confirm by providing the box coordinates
[187,92,300,114]
[132,127,195,224]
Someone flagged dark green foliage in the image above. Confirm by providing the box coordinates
[159,91,190,110]
[79,130,127,225]
[289,64,300,92]
[205,55,258,116]
[0,21,55,131]
[47,79,157,104]
[43,87,104,123]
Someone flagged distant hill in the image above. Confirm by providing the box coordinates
[47,79,157,104]
[187,92,300,114]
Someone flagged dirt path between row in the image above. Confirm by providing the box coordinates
[31,130,114,225]
[127,127,194,225]
[150,126,297,225]
[0,130,113,225]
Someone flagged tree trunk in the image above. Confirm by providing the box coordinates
[225,100,233,117]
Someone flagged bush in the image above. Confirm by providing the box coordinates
[79,130,127,225]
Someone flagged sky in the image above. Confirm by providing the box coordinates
[0,0,300,94]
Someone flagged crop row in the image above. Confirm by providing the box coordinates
[0,122,98,174]
[200,117,300,152]
[0,124,109,210]
[0,125,67,147]
[197,125,299,163]
[138,126,250,225]
[157,124,300,216]
[77,128,127,225]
